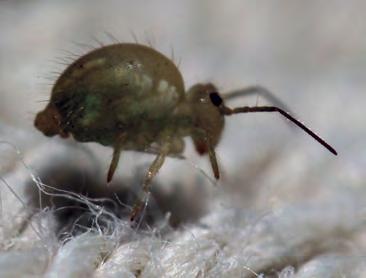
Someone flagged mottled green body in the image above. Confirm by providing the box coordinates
[40,44,191,151]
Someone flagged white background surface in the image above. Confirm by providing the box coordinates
[0,1,365,277]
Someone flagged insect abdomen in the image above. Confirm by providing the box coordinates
[37,44,186,148]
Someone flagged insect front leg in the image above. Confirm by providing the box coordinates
[192,129,221,180]
[207,139,220,179]
[130,142,171,222]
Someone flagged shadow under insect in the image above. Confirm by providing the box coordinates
[25,151,207,240]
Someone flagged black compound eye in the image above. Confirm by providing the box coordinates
[209,92,223,107]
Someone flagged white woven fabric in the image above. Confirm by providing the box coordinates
[1,1,365,277]
[0,124,365,277]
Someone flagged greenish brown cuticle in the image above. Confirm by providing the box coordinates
[80,95,102,126]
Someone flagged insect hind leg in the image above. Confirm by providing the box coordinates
[129,142,171,222]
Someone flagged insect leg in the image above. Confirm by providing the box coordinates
[142,143,170,191]
[107,134,126,183]
[193,129,221,179]
[130,142,171,221]
[107,146,122,183]
[206,137,220,179]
